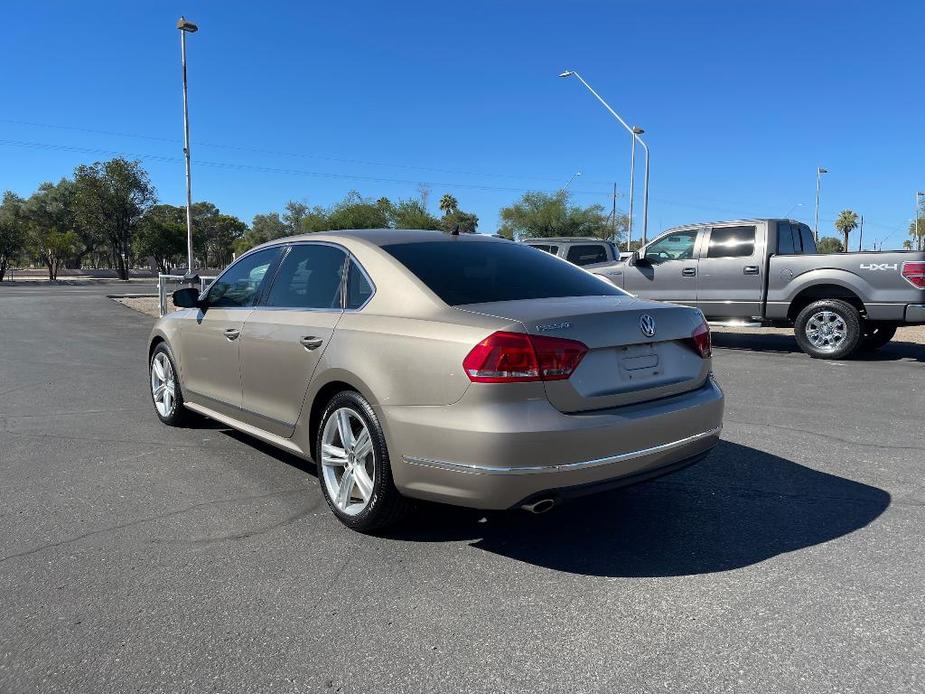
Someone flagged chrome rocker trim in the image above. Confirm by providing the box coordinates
[403,426,722,476]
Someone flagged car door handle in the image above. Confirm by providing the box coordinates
[681,267,697,277]
[743,265,760,275]
[223,328,240,341]
[300,336,324,351]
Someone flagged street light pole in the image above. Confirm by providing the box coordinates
[915,192,925,251]
[814,166,827,242]
[558,70,650,248]
[563,171,582,190]
[628,134,636,250]
[639,136,650,245]
[178,16,198,275]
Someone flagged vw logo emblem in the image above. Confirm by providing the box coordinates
[639,314,656,338]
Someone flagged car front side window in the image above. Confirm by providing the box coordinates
[206,247,281,308]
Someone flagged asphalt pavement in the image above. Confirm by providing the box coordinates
[1,282,922,693]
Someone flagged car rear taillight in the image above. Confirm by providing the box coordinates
[902,261,925,289]
[688,320,712,359]
[463,331,588,383]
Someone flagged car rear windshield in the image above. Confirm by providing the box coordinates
[384,241,623,306]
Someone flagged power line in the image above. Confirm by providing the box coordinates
[0,138,614,196]
[0,117,606,187]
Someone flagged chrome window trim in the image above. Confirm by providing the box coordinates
[402,426,721,476]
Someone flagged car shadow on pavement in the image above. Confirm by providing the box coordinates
[712,332,925,362]
[384,440,890,577]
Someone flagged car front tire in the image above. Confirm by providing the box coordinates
[149,343,193,426]
[794,299,862,359]
[315,390,411,533]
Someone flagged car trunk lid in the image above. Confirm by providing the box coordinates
[457,295,710,412]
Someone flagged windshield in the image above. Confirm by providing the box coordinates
[384,241,624,306]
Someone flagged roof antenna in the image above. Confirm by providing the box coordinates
[451,224,460,236]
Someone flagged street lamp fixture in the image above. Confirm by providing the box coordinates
[178,16,198,276]
[177,17,198,32]
[558,70,651,247]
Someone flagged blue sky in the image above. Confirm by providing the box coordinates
[2,1,922,248]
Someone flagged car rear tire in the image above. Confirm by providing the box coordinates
[861,324,897,351]
[149,343,193,426]
[794,299,862,360]
[316,390,411,533]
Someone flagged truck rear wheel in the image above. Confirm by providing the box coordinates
[794,299,862,359]
[861,324,897,351]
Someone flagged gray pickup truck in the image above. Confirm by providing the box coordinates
[523,237,630,266]
[590,219,925,359]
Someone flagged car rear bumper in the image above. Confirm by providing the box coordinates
[380,377,724,510]
[905,304,925,324]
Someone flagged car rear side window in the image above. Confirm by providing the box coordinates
[707,226,756,258]
[384,241,623,306]
[206,247,280,308]
[264,244,346,310]
[799,225,817,254]
[777,222,797,254]
[566,244,608,266]
[345,259,374,309]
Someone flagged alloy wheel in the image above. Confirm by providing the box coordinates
[151,352,177,417]
[320,408,376,516]
[805,310,848,352]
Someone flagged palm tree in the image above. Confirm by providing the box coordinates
[439,194,458,217]
[834,210,859,253]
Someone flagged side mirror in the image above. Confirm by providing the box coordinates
[172,286,202,309]
[628,251,640,266]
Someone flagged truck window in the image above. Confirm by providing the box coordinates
[777,222,797,254]
[566,244,608,266]
[645,230,698,262]
[528,244,559,255]
[799,225,817,254]
[707,226,756,257]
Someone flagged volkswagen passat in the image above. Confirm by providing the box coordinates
[149,230,724,531]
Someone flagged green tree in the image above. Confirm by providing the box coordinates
[903,239,913,250]
[326,192,391,230]
[440,209,479,233]
[23,180,83,280]
[817,236,845,254]
[909,215,925,252]
[438,194,458,216]
[284,200,328,234]
[0,192,27,281]
[134,204,186,273]
[73,158,156,279]
[499,190,619,241]
[834,210,859,253]
[389,199,441,230]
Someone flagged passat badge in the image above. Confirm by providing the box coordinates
[536,322,571,332]
[639,314,656,338]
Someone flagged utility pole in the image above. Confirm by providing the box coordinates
[858,215,864,252]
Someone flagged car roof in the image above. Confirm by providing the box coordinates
[522,237,608,244]
[662,218,794,232]
[261,228,503,248]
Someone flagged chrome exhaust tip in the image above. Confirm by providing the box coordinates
[521,498,557,514]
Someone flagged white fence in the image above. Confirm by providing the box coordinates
[157,274,216,317]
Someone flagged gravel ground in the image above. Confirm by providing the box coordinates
[113,296,925,345]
